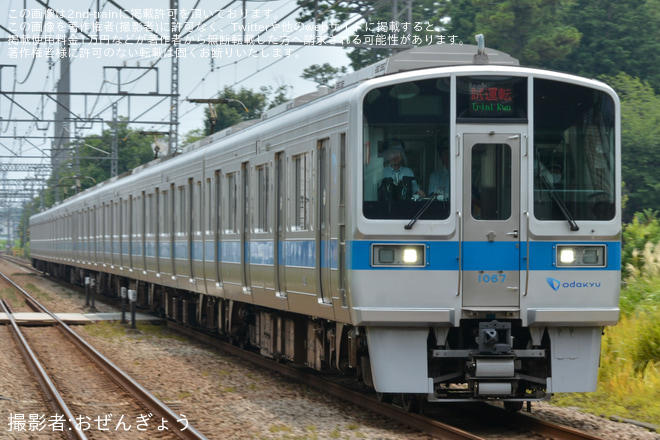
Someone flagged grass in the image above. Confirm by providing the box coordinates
[24,282,52,302]
[85,320,189,343]
[551,314,660,425]
[84,321,128,339]
[551,243,660,427]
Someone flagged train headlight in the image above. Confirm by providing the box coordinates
[559,248,575,265]
[403,248,418,263]
[371,244,425,267]
[556,245,606,267]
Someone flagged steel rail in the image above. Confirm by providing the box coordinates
[511,411,613,440]
[168,320,615,440]
[0,271,208,440]
[167,321,485,440]
[0,298,87,440]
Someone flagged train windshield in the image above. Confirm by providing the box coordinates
[362,78,451,220]
[533,79,616,221]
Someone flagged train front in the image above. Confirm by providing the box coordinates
[349,68,620,406]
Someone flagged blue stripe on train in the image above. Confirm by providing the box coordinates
[349,240,621,271]
[90,239,621,272]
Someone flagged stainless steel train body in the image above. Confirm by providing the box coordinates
[30,44,621,406]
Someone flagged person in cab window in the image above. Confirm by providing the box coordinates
[428,147,450,201]
[379,140,425,201]
[549,164,564,189]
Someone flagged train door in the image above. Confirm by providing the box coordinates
[461,133,521,308]
[241,162,252,295]
[141,193,147,272]
[316,138,332,305]
[274,153,286,297]
[189,179,196,283]
[213,171,223,289]
[155,188,161,276]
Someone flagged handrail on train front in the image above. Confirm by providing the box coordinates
[456,210,462,296]
[524,211,530,296]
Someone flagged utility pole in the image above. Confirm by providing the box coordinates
[111,103,118,178]
[53,30,71,202]
[169,0,180,155]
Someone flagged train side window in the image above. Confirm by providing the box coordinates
[122,198,129,252]
[193,180,202,237]
[205,178,212,235]
[161,190,170,236]
[292,152,311,231]
[214,171,222,236]
[177,185,186,236]
[227,172,238,233]
[145,194,153,238]
[256,164,270,232]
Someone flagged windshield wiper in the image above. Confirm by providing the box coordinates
[540,175,579,231]
[405,190,442,230]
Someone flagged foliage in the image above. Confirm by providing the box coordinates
[203,86,267,135]
[552,312,660,425]
[301,63,348,87]
[73,121,155,188]
[442,0,581,67]
[18,122,155,249]
[203,85,292,135]
[632,309,660,372]
[555,0,660,92]
[297,0,441,70]
[622,210,660,277]
[605,73,660,220]
[621,239,660,315]
[180,128,206,149]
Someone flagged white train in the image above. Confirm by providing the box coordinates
[30,43,621,411]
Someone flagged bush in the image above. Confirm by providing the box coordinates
[621,241,660,315]
[622,209,660,278]
[633,308,660,372]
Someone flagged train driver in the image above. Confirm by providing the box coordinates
[379,139,425,200]
[428,147,450,200]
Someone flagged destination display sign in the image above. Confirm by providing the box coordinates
[457,76,527,120]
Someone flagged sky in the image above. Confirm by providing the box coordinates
[0,0,361,186]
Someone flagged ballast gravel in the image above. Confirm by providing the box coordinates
[0,261,658,439]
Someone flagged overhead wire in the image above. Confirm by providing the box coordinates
[4,0,368,160]
[154,0,365,136]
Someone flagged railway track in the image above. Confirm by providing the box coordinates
[167,321,613,440]
[0,270,207,440]
[0,257,632,439]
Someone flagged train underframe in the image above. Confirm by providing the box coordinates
[36,260,551,411]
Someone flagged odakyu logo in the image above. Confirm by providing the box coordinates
[546,277,602,291]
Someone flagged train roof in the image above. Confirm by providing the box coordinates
[185,42,519,153]
[34,42,520,215]
[334,43,519,91]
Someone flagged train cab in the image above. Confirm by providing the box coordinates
[350,46,620,403]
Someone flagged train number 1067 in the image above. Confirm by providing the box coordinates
[477,273,507,283]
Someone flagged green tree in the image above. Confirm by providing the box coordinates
[19,122,156,251]
[297,0,441,70]
[203,86,266,135]
[605,73,660,220]
[556,0,660,91]
[73,121,154,188]
[439,0,477,43]
[203,85,292,135]
[443,0,581,67]
[301,63,348,87]
[180,128,206,149]
[622,209,660,277]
